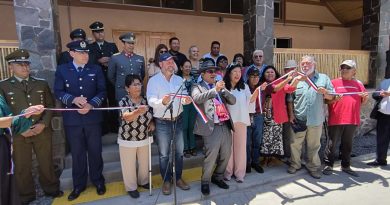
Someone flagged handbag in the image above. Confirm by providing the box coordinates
[291,118,307,133]
[370,100,381,119]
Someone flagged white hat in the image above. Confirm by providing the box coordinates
[340,60,356,69]
[284,60,298,69]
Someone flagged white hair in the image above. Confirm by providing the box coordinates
[252,50,264,57]
[301,55,316,63]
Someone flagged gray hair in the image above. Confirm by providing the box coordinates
[252,50,264,57]
[301,55,316,63]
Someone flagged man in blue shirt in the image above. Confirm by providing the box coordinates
[287,55,334,179]
[243,50,267,82]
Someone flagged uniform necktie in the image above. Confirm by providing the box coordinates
[21,80,28,92]
[77,67,83,72]
[208,83,214,89]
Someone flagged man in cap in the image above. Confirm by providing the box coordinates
[108,32,145,101]
[58,28,87,65]
[146,52,192,195]
[245,66,264,174]
[191,58,236,195]
[323,60,368,177]
[88,21,119,133]
[54,40,107,201]
[243,50,267,82]
[0,49,62,204]
[288,55,334,179]
[283,60,298,163]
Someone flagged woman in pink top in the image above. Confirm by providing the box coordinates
[259,65,302,166]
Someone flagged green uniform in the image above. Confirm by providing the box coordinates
[0,76,59,202]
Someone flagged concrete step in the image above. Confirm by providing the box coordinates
[64,134,204,169]
[64,143,160,169]
[59,150,204,190]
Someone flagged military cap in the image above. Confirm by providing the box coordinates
[70,28,86,40]
[89,21,104,32]
[119,32,135,43]
[67,40,89,52]
[5,49,30,64]
[159,53,173,63]
[199,58,218,72]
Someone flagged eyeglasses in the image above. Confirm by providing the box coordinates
[159,50,167,54]
[254,55,263,58]
[340,65,353,70]
[300,61,313,66]
[205,69,216,74]
[130,83,142,87]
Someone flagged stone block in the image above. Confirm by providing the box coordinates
[21,39,38,52]
[39,9,51,20]
[21,26,36,41]
[37,29,55,50]
[15,6,39,26]
[28,0,51,10]
[40,20,50,28]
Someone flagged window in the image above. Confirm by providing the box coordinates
[84,0,194,10]
[202,0,242,14]
[274,0,282,19]
[274,37,292,48]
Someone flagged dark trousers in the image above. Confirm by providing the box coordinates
[13,129,59,203]
[282,122,293,158]
[0,135,21,205]
[324,125,357,168]
[102,68,119,134]
[64,124,105,190]
[376,112,390,163]
[202,124,232,183]
[246,114,264,165]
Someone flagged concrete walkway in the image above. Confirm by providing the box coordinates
[81,152,390,205]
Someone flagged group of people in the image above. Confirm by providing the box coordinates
[1,20,390,204]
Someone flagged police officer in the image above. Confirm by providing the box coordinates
[88,21,119,133]
[58,28,87,65]
[0,49,63,204]
[108,32,145,101]
[54,41,107,201]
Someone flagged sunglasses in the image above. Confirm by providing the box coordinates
[254,55,263,58]
[340,65,353,70]
[205,69,217,74]
[159,50,167,54]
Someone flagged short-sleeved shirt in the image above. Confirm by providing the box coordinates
[328,78,366,126]
[293,71,334,126]
[117,96,153,147]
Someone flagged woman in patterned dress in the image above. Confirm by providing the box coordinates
[259,66,300,166]
[117,74,154,198]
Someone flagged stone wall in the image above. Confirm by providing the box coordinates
[243,0,274,65]
[357,89,377,137]
[13,0,65,176]
[362,0,390,86]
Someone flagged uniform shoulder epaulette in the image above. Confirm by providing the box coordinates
[0,77,11,83]
[30,76,46,81]
[113,52,121,56]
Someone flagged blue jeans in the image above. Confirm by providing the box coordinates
[155,116,184,182]
[246,114,264,165]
